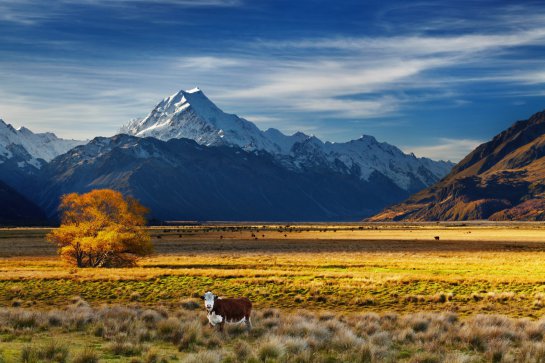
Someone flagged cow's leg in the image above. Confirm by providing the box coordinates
[245,315,252,330]
[218,321,225,332]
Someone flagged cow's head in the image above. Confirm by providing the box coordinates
[201,291,217,311]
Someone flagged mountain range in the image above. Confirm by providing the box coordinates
[35,134,410,221]
[0,119,84,205]
[0,87,455,223]
[369,110,545,221]
[119,87,453,192]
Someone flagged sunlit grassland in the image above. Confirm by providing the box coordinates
[2,223,545,317]
[7,302,545,362]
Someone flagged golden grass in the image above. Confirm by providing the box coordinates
[1,223,545,317]
[3,303,545,362]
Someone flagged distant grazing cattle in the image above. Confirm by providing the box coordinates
[201,291,252,331]
[434,236,440,241]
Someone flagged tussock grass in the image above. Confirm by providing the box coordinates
[157,317,183,343]
[181,350,221,363]
[20,341,69,363]
[3,303,545,361]
[71,348,99,363]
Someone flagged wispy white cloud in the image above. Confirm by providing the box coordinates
[0,0,242,24]
[239,114,282,124]
[175,56,244,70]
[227,59,443,99]
[403,138,483,162]
[0,0,56,25]
[262,28,545,55]
[221,23,545,116]
[291,96,399,119]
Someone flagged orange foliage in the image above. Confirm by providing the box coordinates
[47,189,152,267]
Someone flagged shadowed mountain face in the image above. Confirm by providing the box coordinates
[34,135,409,221]
[0,180,47,226]
[369,110,545,221]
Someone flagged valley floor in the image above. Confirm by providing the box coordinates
[1,223,545,361]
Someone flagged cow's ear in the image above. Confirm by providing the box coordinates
[200,295,205,300]
[214,295,218,300]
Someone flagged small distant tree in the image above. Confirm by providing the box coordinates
[47,189,152,268]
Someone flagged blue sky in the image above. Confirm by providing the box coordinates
[1,0,545,161]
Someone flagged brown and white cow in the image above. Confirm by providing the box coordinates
[201,291,252,331]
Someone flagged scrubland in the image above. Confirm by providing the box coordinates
[3,299,545,362]
[1,223,545,361]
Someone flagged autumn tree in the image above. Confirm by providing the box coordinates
[47,189,152,268]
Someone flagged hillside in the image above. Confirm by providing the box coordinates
[0,180,47,225]
[34,134,409,221]
[369,110,545,221]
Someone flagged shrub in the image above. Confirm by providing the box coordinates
[330,328,363,350]
[47,311,64,327]
[181,299,201,311]
[181,351,221,363]
[357,343,373,363]
[283,336,308,355]
[107,340,143,356]
[47,189,152,268]
[65,305,95,331]
[409,352,442,363]
[36,341,69,363]
[157,317,183,343]
[143,349,163,363]
[258,337,285,361]
[233,340,252,361]
[432,293,447,303]
[178,321,203,351]
[10,310,38,329]
[141,309,164,326]
[226,322,248,337]
[21,346,38,363]
[72,348,99,363]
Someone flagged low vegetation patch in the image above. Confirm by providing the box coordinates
[2,302,545,362]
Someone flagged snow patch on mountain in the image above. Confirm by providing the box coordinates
[119,87,305,154]
[0,119,84,168]
[324,136,452,190]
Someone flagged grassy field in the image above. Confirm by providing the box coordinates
[2,223,545,316]
[4,302,545,362]
[2,223,545,362]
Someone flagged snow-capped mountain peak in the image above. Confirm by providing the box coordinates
[0,118,84,168]
[119,87,454,191]
[119,87,308,154]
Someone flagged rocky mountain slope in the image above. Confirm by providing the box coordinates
[120,87,453,193]
[0,118,84,188]
[0,179,47,225]
[34,134,409,221]
[0,119,83,164]
[369,110,545,221]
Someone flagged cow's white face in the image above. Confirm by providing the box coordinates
[202,291,216,311]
